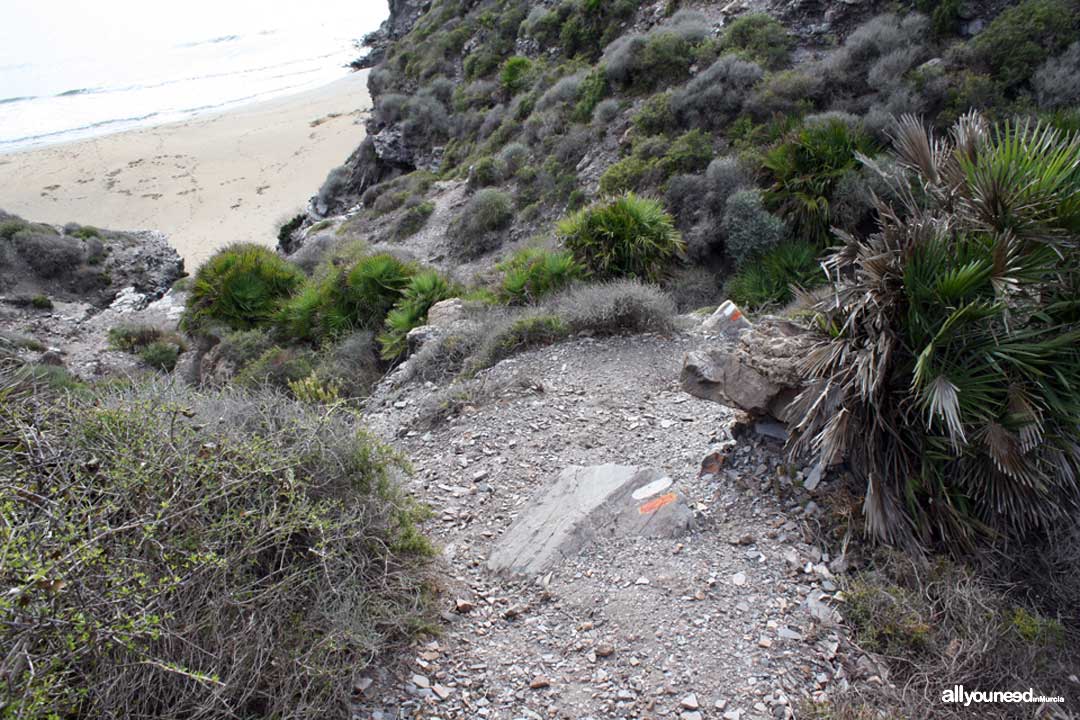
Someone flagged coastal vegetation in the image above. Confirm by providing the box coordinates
[4,0,1080,716]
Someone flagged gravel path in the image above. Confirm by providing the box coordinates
[356,329,851,719]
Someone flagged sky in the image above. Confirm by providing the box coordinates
[0,0,389,67]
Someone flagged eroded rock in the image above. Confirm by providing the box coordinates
[681,319,812,422]
[488,464,695,577]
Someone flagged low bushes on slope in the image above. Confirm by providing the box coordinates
[181,243,305,334]
[762,117,877,245]
[557,194,684,283]
[404,279,676,382]
[498,247,585,304]
[277,253,415,342]
[0,361,433,719]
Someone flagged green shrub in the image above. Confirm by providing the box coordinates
[139,341,181,372]
[555,0,637,60]
[499,248,585,304]
[548,279,677,335]
[394,199,436,239]
[0,217,28,241]
[108,324,186,372]
[720,13,793,70]
[833,549,1078,717]
[661,129,713,175]
[557,194,684,283]
[632,91,677,136]
[182,244,305,334]
[314,330,382,399]
[671,54,764,130]
[599,156,653,195]
[68,225,101,240]
[571,67,608,123]
[12,231,84,278]
[725,239,822,308]
[108,325,170,353]
[0,365,431,718]
[379,271,456,360]
[917,0,962,37]
[499,56,533,95]
[214,328,276,370]
[277,214,305,247]
[605,29,700,92]
[277,254,414,342]
[468,155,505,189]
[762,118,876,244]
[722,189,787,267]
[30,295,52,310]
[491,314,568,359]
[449,188,514,258]
[971,0,1080,91]
[789,114,1080,550]
[236,346,316,390]
[373,190,409,216]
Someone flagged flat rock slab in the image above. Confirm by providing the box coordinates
[488,464,695,577]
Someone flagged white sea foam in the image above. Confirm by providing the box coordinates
[0,0,387,151]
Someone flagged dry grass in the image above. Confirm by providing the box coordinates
[0,361,434,718]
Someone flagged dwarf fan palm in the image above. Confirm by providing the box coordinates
[789,112,1080,551]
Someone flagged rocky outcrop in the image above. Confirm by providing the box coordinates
[0,212,186,378]
[352,0,433,68]
[681,318,813,423]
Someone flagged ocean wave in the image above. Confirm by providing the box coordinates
[0,111,162,146]
[0,95,37,105]
[56,87,105,97]
[178,34,242,48]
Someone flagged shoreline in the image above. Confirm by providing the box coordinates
[0,71,371,268]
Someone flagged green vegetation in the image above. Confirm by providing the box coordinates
[557,194,684,283]
[498,247,585,304]
[721,189,788,268]
[394,199,436,239]
[790,114,1080,550]
[449,188,514,258]
[762,118,876,244]
[236,345,317,390]
[720,13,793,70]
[500,56,533,95]
[632,91,677,136]
[30,294,52,310]
[726,239,821,309]
[379,270,456,360]
[108,324,187,372]
[0,362,432,718]
[138,341,181,372]
[971,0,1080,91]
[181,244,305,335]
[278,253,414,342]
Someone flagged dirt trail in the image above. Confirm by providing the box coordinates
[357,329,849,719]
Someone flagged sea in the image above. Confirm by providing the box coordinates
[0,0,388,153]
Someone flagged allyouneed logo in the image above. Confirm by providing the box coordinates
[942,686,1065,706]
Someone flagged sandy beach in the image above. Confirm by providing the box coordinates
[0,71,371,269]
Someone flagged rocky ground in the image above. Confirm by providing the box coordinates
[355,320,862,720]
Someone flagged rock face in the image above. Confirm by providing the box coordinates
[488,464,695,577]
[0,211,186,378]
[681,319,813,422]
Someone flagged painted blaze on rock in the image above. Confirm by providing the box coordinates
[487,464,695,577]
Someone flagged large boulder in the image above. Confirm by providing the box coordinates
[681,318,813,422]
[488,464,695,578]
